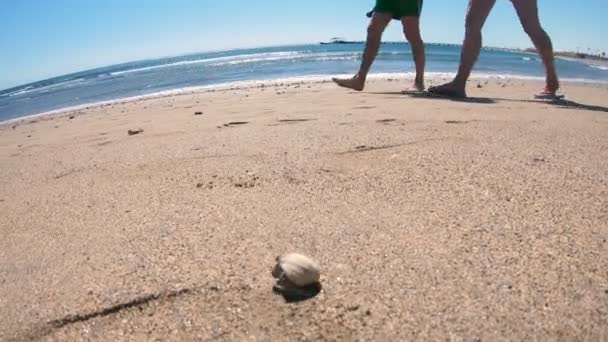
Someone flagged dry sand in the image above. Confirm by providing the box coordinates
[1,78,607,341]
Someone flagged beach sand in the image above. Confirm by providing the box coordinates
[1,78,607,340]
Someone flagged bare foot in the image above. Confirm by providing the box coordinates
[428,82,467,98]
[332,76,365,91]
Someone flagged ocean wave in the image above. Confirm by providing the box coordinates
[109,60,205,75]
[8,79,89,97]
[589,64,608,71]
[208,52,361,66]
[6,86,34,97]
[109,51,307,75]
[12,51,405,83]
[108,51,409,74]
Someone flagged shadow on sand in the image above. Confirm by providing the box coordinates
[371,91,608,113]
[272,282,322,303]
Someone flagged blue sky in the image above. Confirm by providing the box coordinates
[1,0,607,90]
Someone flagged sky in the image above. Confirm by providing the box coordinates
[1,0,607,90]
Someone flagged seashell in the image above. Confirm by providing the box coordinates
[272,253,320,287]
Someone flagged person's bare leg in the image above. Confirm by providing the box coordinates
[333,13,392,91]
[511,0,559,94]
[402,16,425,91]
[429,0,496,97]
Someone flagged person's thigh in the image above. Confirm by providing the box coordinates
[401,16,421,40]
[466,0,496,31]
[510,0,541,31]
[368,12,393,36]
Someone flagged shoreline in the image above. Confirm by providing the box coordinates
[2,72,608,127]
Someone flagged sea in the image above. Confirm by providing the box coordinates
[1,43,608,122]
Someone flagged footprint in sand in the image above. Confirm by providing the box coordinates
[377,118,407,127]
[197,181,215,190]
[376,119,400,126]
[222,122,250,128]
[278,119,315,123]
[198,174,259,188]
[445,120,469,124]
[338,143,405,154]
[269,119,316,126]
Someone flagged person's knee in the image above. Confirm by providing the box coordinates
[464,16,483,37]
[405,30,423,45]
[402,19,422,45]
[522,22,546,41]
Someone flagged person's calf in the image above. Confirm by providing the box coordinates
[523,28,559,92]
[408,41,426,87]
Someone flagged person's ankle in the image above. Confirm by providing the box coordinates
[355,72,367,81]
[546,79,559,92]
[452,76,468,88]
[353,74,367,85]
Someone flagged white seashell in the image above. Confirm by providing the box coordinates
[272,253,321,287]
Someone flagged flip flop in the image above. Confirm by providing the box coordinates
[401,88,425,95]
[427,86,467,99]
[534,92,565,100]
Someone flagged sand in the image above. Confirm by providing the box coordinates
[1,78,607,341]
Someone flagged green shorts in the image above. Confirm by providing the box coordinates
[374,0,423,19]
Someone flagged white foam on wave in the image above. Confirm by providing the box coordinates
[7,78,89,98]
[2,71,606,125]
[590,64,608,71]
[112,51,403,71]
[109,51,371,74]
[109,60,205,76]
[6,86,34,97]
[208,52,359,67]
[109,51,307,76]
